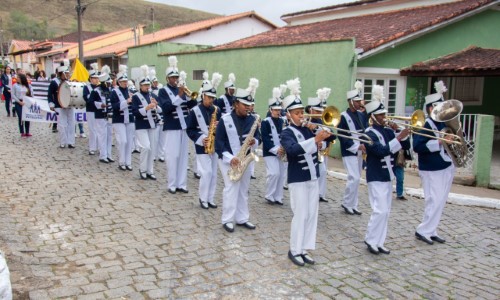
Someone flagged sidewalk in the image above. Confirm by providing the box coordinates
[326,157,500,209]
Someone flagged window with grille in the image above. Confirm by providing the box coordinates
[357,78,397,114]
[451,77,483,106]
[193,70,206,80]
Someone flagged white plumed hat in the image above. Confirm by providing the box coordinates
[166,56,179,77]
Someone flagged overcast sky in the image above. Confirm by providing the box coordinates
[146,0,358,25]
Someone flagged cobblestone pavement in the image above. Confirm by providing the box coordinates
[1,117,499,300]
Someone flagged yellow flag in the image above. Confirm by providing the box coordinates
[70,58,89,82]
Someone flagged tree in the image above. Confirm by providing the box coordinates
[7,10,50,40]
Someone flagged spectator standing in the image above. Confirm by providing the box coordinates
[12,73,33,137]
[1,66,13,117]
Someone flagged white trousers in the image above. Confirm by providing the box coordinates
[153,127,167,160]
[342,152,363,209]
[249,160,255,176]
[197,153,218,204]
[56,107,75,146]
[417,165,455,238]
[365,181,393,247]
[86,112,98,152]
[135,129,157,174]
[113,123,135,167]
[264,156,286,202]
[289,179,319,256]
[219,160,252,224]
[318,156,328,198]
[165,130,189,190]
[96,119,112,160]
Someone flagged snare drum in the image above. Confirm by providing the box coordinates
[58,81,86,108]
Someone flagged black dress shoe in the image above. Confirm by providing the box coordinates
[147,174,157,180]
[378,246,391,254]
[89,150,96,155]
[223,223,234,233]
[118,165,127,171]
[132,149,140,154]
[236,222,256,230]
[364,241,379,255]
[159,158,165,162]
[288,250,305,267]
[107,157,115,163]
[301,253,315,265]
[341,205,354,215]
[352,208,362,215]
[275,201,284,206]
[140,171,148,180]
[126,165,133,171]
[319,197,329,203]
[265,198,275,205]
[431,236,446,243]
[199,199,209,210]
[99,158,109,163]
[168,188,176,194]
[194,172,201,179]
[283,185,288,190]
[176,188,189,193]
[250,175,256,179]
[68,144,75,148]
[415,232,434,245]
[208,202,217,209]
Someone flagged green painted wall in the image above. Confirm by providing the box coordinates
[358,9,500,69]
[474,115,494,187]
[462,77,500,117]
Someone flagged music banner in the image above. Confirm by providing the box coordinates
[22,96,87,123]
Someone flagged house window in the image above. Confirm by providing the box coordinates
[451,77,484,106]
[357,78,397,114]
[193,70,206,80]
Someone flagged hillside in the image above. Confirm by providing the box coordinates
[0,0,218,40]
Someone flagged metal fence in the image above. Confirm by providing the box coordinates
[458,114,479,175]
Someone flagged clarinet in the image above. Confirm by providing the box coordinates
[149,92,160,124]
[103,89,113,123]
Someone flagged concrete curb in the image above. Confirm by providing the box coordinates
[327,170,500,209]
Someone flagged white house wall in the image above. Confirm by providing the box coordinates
[169,17,274,46]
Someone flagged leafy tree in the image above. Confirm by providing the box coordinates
[7,10,49,40]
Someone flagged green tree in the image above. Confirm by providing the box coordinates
[7,10,49,40]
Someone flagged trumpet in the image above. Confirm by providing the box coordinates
[385,110,463,145]
[303,105,373,145]
[179,85,199,100]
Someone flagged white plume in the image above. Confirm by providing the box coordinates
[90,62,99,72]
[279,84,287,98]
[127,80,134,88]
[168,56,178,68]
[372,85,385,102]
[140,65,149,77]
[317,87,331,101]
[101,65,111,75]
[246,78,259,97]
[228,73,236,84]
[272,87,281,99]
[149,69,156,78]
[179,70,187,85]
[211,72,223,89]
[354,80,363,91]
[118,64,127,73]
[286,78,301,96]
[202,71,209,82]
[63,59,70,67]
[434,80,447,94]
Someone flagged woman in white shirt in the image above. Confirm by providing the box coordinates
[12,73,33,137]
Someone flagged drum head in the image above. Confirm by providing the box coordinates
[58,82,71,108]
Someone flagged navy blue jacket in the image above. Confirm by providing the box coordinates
[132,91,157,130]
[89,86,112,119]
[157,84,197,130]
[413,119,452,171]
[186,104,221,154]
[110,86,134,124]
[83,84,98,112]
[365,125,402,182]
[47,79,62,109]
[280,124,320,184]
[1,73,11,97]
[261,116,285,157]
[215,111,261,160]
[338,109,368,157]
[214,93,235,115]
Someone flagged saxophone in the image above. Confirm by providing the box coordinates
[205,105,218,154]
[228,114,261,182]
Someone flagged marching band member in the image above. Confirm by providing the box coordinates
[215,83,261,233]
[132,65,161,180]
[48,59,76,148]
[215,73,236,116]
[186,78,222,209]
[261,87,287,205]
[280,78,331,267]
[128,80,141,154]
[413,81,455,245]
[158,56,197,194]
[150,69,166,163]
[338,81,368,215]
[111,65,135,171]
[363,86,410,255]
[90,65,114,163]
[83,63,100,155]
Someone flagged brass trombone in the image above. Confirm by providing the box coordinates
[385,110,463,145]
[303,106,373,145]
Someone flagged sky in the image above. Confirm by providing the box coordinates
[146,0,358,26]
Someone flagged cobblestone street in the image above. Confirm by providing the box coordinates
[1,117,499,299]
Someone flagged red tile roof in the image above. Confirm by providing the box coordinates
[48,32,107,43]
[400,46,500,76]
[85,11,275,59]
[213,0,494,53]
[282,0,382,18]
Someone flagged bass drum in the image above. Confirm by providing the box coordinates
[58,81,86,108]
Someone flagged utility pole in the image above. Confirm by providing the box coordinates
[0,18,5,66]
[76,0,87,64]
